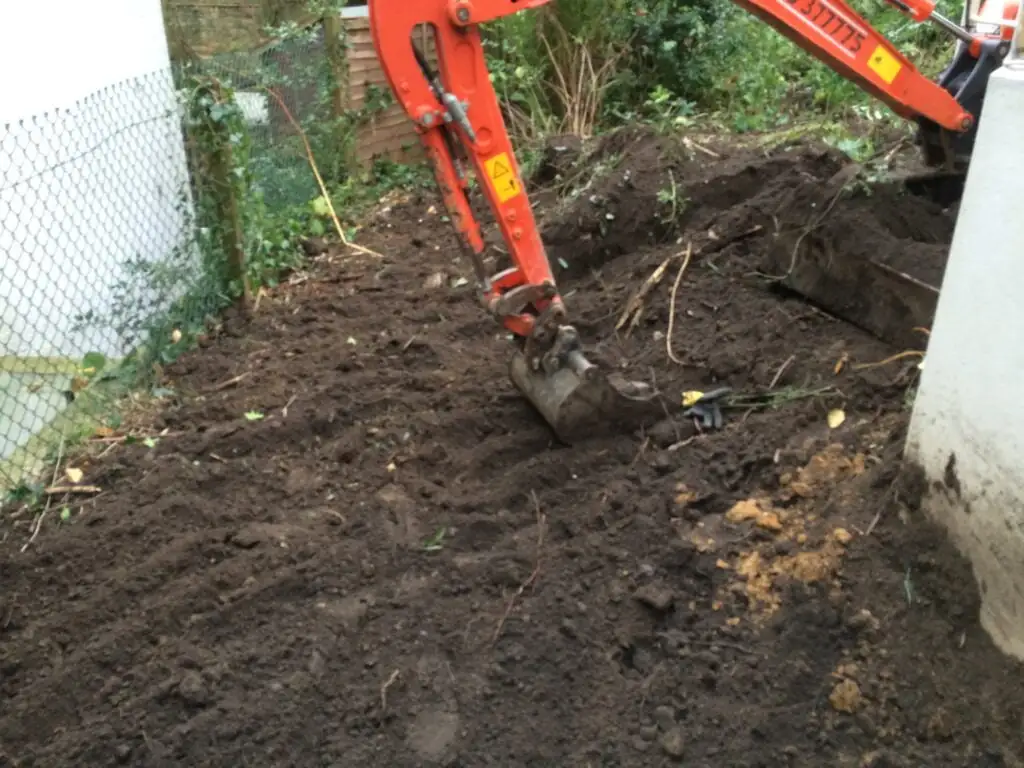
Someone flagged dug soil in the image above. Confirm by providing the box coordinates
[3,128,1023,768]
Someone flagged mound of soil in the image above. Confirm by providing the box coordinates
[537,127,954,354]
[2,127,1022,768]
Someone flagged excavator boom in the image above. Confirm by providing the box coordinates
[365,0,1017,441]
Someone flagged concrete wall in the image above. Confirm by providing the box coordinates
[905,38,1024,659]
[0,0,194,460]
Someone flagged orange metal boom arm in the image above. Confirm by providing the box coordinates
[736,0,980,131]
[367,0,565,346]
[366,0,991,345]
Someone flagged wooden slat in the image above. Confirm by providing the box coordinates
[357,136,419,155]
[342,25,424,166]
[358,118,419,141]
[359,107,412,124]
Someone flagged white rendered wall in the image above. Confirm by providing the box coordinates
[905,39,1024,659]
[0,0,193,360]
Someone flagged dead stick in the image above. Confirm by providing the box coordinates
[20,509,47,553]
[664,225,762,362]
[207,372,250,393]
[263,88,383,260]
[780,184,847,280]
[281,394,298,418]
[666,243,694,365]
[616,257,670,333]
[380,669,400,711]
[89,431,183,444]
[492,493,546,644]
[853,350,924,371]
[45,485,101,495]
[96,441,119,460]
[769,354,795,390]
[22,434,66,553]
[683,137,721,158]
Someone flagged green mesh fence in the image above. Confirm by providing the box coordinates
[179,17,362,211]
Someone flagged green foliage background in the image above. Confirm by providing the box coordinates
[484,0,961,149]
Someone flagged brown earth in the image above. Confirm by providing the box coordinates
[3,128,1024,768]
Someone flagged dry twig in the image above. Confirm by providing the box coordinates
[852,350,924,371]
[616,257,671,335]
[769,355,795,390]
[21,508,48,553]
[683,137,721,158]
[380,669,401,711]
[22,435,65,553]
[281,394,298,418]
[666,243,694,365]
[772,168,857,280]
[263,88,382,259]
[492,492,546,644]
[207,372,250,393]
[44,485,101,495]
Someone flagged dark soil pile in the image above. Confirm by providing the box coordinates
[2,127,1023,768]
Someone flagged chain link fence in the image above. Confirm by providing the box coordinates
[0,17,375,496]
[0,69,223,493]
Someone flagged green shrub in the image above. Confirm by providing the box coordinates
[483,0,961,137]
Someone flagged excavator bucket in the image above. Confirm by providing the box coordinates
[508,348,664,444]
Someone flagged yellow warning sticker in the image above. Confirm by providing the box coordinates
[484,152,522,204]
[867,45,902,85]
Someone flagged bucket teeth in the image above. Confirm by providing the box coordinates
[508,348,662,444]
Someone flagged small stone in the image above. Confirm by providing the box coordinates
[653,705,676,730]
[308,648,326,680]
[833,527,854,545]
[632,736,650,752]
[829,679,861,713]
[660,727,686,759]
[177,671,210,706]
[774,539,795,556]
[856,712,878,737]
[790,480,814,497]
[114,744,132,763]
[924,708,953,742]
[725,498,782,531]
[228,528,262,549]
[648,420,678,448]
[634,584,675,613]
[846,608,881,634]
[860,750,893,767]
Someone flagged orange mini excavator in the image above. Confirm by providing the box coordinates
[365,0,1018,443]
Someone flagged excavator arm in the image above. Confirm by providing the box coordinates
[365,0,1017,442]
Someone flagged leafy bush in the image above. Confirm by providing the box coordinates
[484,0,961,137]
